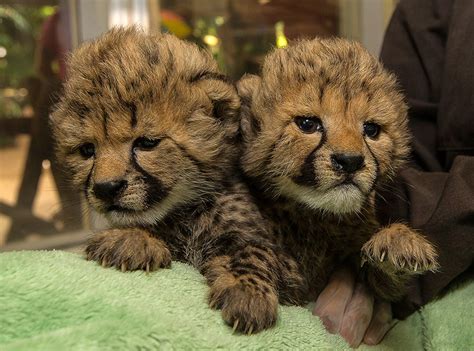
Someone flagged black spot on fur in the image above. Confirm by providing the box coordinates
[68,100,90,117]
[307,60,317,70]
[318,69,331,102]
[227,243,278,285]
[222,220,238,232]
[281,260,291,271]
[142,44,160,66]
[226,204,239,212]
[160,48,175,90]
[248,277,258,285]
[101,106,109,138]
[252,250,268,263]
[92,75,103,89]
[238,251,251,260]
[212,231,245,254]
[241,220,257,228]
[234,268,251,276]
[252,270,274,285]
[231,261,260,273]
[232,194,248,202]
[212,213,222,225]
[297,71,307,83]
[363,81,374,101]
[126,102,137,128]
[189,71,230,84]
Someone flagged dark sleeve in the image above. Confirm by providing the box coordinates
[37,13,60,79]
[377,0,474,318]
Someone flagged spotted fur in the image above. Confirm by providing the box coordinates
[51,27,302,334]
[238,38,439,305]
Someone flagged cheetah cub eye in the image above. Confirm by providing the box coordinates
[363,122,381,139]
[79,143,95,159]
[133,137,161,151]
[294,116,324,134]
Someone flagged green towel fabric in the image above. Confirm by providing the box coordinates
[0,250,472,350]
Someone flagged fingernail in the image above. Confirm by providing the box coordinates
[341,325,361,348]
[364,323,391,345]
[320,316,337,334]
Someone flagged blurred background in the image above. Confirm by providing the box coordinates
[0,0,398,251]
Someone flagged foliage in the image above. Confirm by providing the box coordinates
[0,5,56,119]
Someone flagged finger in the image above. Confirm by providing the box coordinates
[340,282,374,348]
[313,266,355,334]
[363,300,394,345]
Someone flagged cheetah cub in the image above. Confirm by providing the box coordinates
[238,38,439,305]
[51,27,302,334]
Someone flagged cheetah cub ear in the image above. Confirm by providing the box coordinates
[190,66,241,134]
[237,74,262,141]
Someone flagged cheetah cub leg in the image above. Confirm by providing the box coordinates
[203,247,280,334]
[85,227,171,272]
[361,223,439,300]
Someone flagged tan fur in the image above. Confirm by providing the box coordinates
[238,38,438,307]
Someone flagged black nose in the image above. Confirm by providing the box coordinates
[331,153,365,173]
[93,180,127,202]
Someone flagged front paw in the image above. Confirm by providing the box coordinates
[361,223,439,274]
[208,274,278,334]
[85,228,171,272]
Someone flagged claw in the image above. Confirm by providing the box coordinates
[209,299,216,309]
[380,251,386,262]
[102,259,107,267]
[414,262,418,272]
[232,319,240,334]
[360,257,367,268]
[247,325,254,335]
[146,262,150,274]
[121,263,126,272]
[400,260,406,269]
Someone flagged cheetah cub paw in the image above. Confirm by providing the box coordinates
[206,265,278,334]
[361,223,439,274]
[85,227,171,272]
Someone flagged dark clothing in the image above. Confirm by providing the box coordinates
[377,0,474,318]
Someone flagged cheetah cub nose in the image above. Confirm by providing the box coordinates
[331,154,365,173]
[93,180,127,202]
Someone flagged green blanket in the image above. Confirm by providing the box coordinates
[0,251,472,350]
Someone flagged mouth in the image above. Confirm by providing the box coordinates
[332,177,361,191]
[106,205,140,213]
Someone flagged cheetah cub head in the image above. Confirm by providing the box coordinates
[52,27,239,225]
[238,38,409,215]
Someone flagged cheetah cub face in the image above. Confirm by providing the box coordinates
[239,39,410,214]
[52,27,239,226]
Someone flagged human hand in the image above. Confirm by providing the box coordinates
[313,266,395,347]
